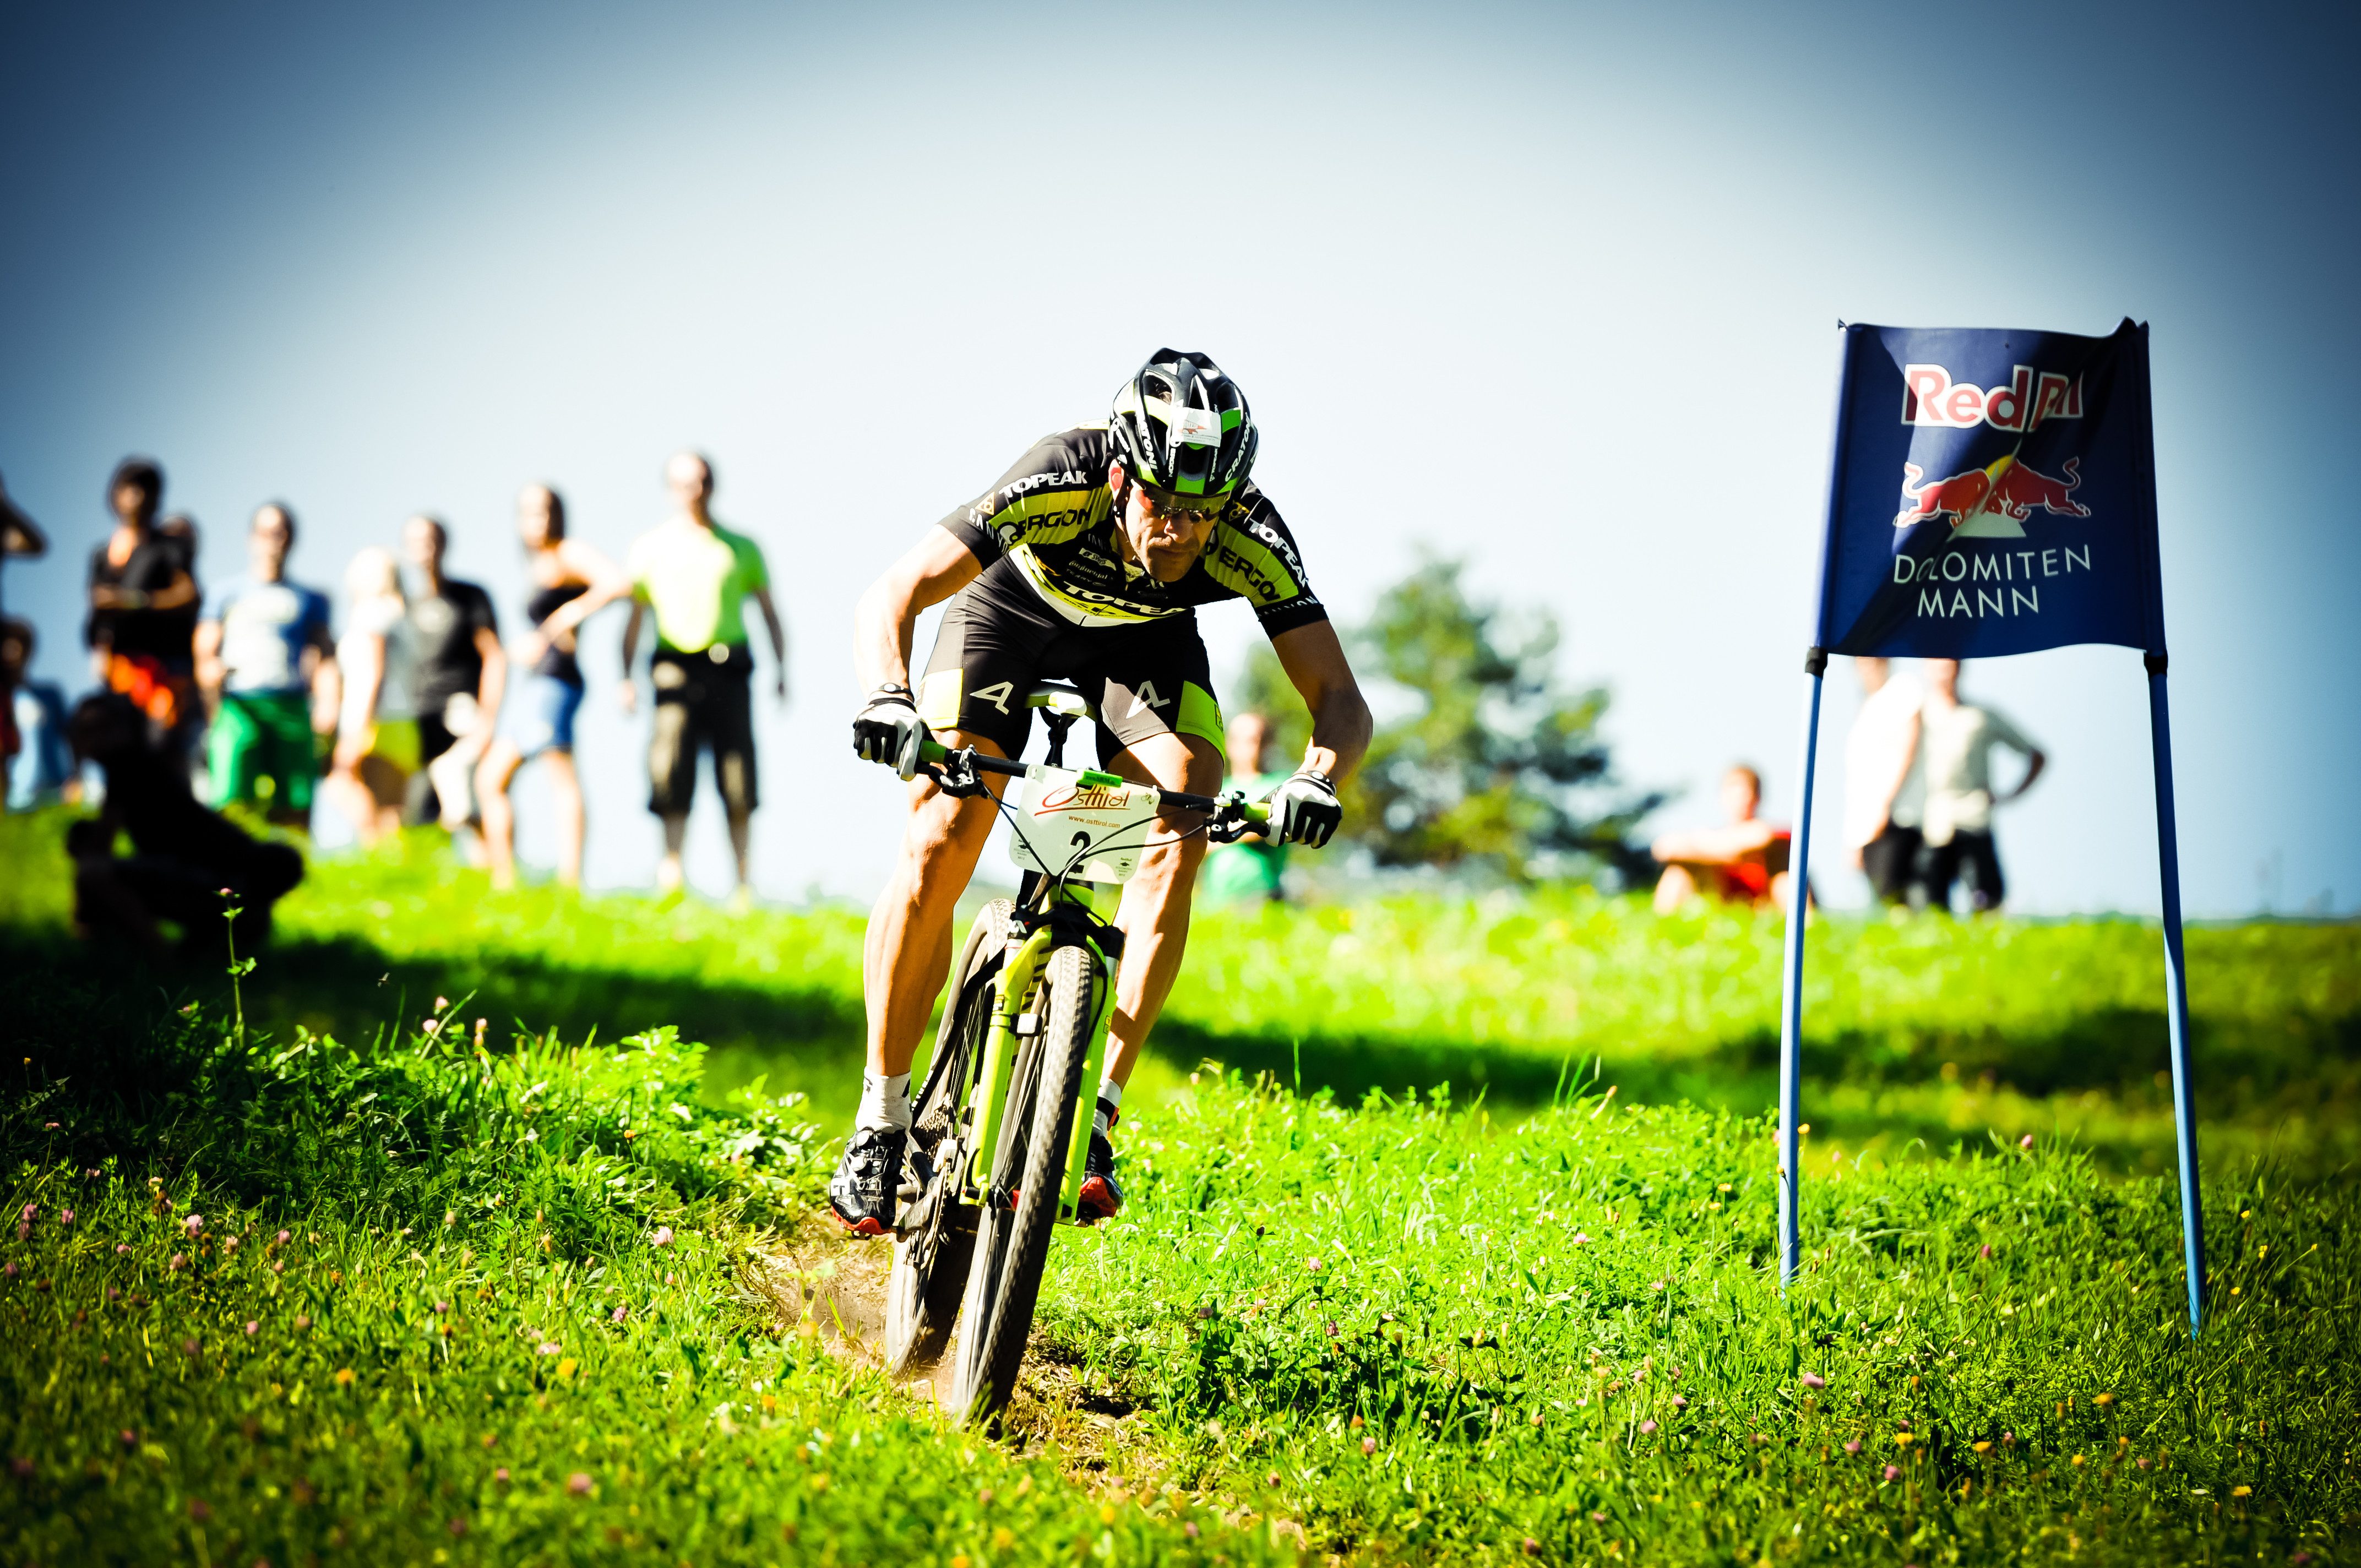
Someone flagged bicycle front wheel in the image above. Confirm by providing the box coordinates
[950,940,1096,1430]
[883,900,1010,1376]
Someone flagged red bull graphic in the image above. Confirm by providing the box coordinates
[1810,319,2164,661]
[1895,454,2090,531]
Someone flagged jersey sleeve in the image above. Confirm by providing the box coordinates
[733,531,770,594]
[466,582,499,638]
[198,578,233,625]
[937,431,1107,567]
[1204,489,1326,636]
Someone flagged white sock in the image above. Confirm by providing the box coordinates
[1092,1075,1124,1138]
[856,1071,912,1134]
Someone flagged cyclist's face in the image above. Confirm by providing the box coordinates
[1113,462,1222,583]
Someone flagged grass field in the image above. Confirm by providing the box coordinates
[4,811,2357,1563]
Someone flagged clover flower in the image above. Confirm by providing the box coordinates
[567,1472,592,1496]
[1883,1464,1900,1482]
[1802,1372,1826,1389]
[611,1305,629,1324]
[59,1210,73,1227]
[1844,1440,1862,1455]
[168,1254,185,1271]
[1671,1395,1688,1410]
[115,1244,129,1255]
[539,1342,562,1356]
[494,1468,510,1483]
[652,1227,674,1248]
[184,1214,203,1236]
[244,1320,259,1336]
[1362,1436,1377,1455]
[1639,1419,1658,1435]
[2020,1134,2035,1149]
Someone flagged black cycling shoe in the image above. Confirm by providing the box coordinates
[1076,1131,1123,1223]
[828,1125,906,1238]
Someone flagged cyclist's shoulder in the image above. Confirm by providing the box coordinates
[985,423,1113,497]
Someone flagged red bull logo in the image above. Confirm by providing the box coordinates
[1901,363,2082,432]
[1895,454,2090,532]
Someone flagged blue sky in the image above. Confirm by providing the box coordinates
[4,0,2355,914]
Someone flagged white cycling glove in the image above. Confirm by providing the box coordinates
[852,685,928,779]
[1261,768,1342,848]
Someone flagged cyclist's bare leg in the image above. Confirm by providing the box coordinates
[1100,731,1224,1090]
[863,731,1013,1079]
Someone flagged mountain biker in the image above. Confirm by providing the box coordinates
[831,350,1373,1235]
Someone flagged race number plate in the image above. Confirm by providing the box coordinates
[1007,766,1162,884]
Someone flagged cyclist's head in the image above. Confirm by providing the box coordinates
[1110,350,1257,504]
[1108,350,1255,582]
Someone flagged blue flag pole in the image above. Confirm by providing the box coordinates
[1776,647,1826,1292]
[2146,652,2206,1331]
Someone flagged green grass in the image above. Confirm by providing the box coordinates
[4,809,2358,1562]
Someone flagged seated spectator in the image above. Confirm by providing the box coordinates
[1914,658,2044,914]
[5,622,79,811]
[194,503,337,825]
[322,547,421,846]
[1199,710,1292,906]
[1649,764,1798,914]
[66,693,304,959]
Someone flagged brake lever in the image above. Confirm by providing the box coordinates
[922,748,993,799]
[1201,788,1257,844]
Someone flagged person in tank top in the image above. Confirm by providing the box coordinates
[476,484,629,889]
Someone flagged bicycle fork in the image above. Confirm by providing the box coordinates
[963,918,1119,1221]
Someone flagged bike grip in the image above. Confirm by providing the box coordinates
[920,738,951,765]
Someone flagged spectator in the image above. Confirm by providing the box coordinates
[618,451,785,900]
[193,503,337,825]
[476,484,630,890]
[1842,656,1925,906]
[322,547,419,846]
[1649,764,1798,914]
[66,693,304,960]
[2,472,47,768]
[1199,710,1292,906]
[400,514,504,847]
[1914,658,2044,914]
[85,458,200,747]
[4,622,77,810]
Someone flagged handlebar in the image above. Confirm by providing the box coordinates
[913,738,1271,830]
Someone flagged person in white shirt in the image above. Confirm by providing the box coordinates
[1842,657,1925,906]
[1913,658,2044,913]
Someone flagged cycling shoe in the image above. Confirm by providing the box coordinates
[1076,1131,1123,1223]
[828,1125,906,1237]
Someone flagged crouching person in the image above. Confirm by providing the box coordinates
[68,693,304,959]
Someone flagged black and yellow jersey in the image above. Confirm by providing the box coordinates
[938,423,1325,635]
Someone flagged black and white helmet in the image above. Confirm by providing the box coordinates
[1108,350,1258,502]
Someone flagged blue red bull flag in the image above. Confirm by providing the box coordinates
[1810,318,2165,660]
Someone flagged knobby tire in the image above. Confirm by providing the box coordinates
[951,940,1095,1430]
[883,900,1010,1376]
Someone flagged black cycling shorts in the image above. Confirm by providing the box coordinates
[918,559,1226,768]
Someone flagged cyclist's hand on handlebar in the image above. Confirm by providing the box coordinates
[852,684,928,779]
[1262,768,1342,848]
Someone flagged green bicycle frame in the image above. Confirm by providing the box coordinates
[961,888,1123,1222]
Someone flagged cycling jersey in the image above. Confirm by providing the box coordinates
[939,424,1325,635]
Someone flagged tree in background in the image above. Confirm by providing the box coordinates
[1233,555,1658,883]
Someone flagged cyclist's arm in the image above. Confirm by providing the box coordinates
[853,529,982,694]
[1268,619,1371,783]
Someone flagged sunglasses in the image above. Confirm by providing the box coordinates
[1135,480,1227,520]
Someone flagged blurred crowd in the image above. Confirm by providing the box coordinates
[1,454,2048,952]
[1,451,786,954]
[1643,655,2045,918]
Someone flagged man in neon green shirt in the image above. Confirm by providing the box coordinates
[619,451,787,898]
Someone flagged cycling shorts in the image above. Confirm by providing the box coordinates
[918,558,1225,768]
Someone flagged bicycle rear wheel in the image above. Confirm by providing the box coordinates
[883,899,1010,1376]
[950,940,1096,1430]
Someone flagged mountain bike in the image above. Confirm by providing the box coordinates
[866,682,1266,1429]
